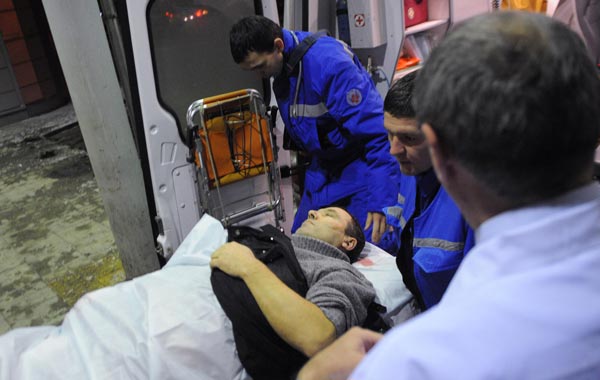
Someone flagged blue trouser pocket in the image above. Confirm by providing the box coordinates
[413,247,464,308]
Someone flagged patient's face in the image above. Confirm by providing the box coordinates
[295,207,352,249]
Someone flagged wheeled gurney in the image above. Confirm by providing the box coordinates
[0,214,413,380]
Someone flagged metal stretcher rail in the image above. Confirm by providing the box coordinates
[186,89,283,227]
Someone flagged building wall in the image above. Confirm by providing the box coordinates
[0,0,69,124]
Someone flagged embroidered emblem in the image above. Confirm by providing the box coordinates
[346,88,362,106]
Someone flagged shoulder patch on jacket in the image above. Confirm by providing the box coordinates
[346,88,362,106]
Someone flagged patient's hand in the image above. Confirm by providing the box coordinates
[210,242,259,278]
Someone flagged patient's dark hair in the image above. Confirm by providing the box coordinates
[342,209,365,263]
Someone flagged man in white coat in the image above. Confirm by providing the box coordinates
[297,11,600,380]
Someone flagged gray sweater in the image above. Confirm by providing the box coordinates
[291,234,376,336]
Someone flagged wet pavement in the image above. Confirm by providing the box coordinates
[0,104,125,335]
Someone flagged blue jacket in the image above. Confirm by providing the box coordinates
[273,30,399,229]
[383,175,474,308]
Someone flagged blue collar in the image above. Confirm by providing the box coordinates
[282,29,297,56]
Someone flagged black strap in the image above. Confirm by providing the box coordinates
[362,301,391,334]
[285,30,329,76]
[396,213,425,311]
[215,225,309,379]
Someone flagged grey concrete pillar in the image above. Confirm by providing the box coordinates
[41,0,159,278]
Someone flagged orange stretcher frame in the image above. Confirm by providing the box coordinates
[186,89,282,226]
[196,110,273,188]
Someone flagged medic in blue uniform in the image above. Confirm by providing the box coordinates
[229,16,400,245]
[381,71,474,309]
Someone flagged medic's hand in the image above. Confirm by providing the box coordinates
[365,212,387,244]
[210,242,258,278]
[297,327,383,380]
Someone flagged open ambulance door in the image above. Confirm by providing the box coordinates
[123,0,293,259]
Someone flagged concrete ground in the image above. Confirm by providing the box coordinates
[0,104,125,335]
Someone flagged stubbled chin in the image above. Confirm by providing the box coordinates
[295,227,309,236]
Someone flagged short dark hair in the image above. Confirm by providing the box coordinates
[414,12,600,204]
[229,15,283,64]
[384,71,417,118]
[342,210,365,263]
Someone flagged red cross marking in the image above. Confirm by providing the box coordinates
[354,13,365,27]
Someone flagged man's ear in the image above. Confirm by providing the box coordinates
[422,123,449,184]
[341,236,357,252]
[274,37,284,52]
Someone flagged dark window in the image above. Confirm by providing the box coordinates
[147,0,264,135]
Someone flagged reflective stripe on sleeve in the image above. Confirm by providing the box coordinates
[290,102,329,118]
[386,206,407,228]
[413,238,465,252]
[397,193,405,204]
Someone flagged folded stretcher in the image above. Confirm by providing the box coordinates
[186,89,283,226]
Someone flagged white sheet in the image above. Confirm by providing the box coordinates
[0,215,411,380]
[355,243,414,318]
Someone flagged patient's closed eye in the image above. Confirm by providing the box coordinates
[324,210,337,218]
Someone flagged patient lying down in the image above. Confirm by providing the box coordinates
[0,208,376,380]
[211,207,376,379]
